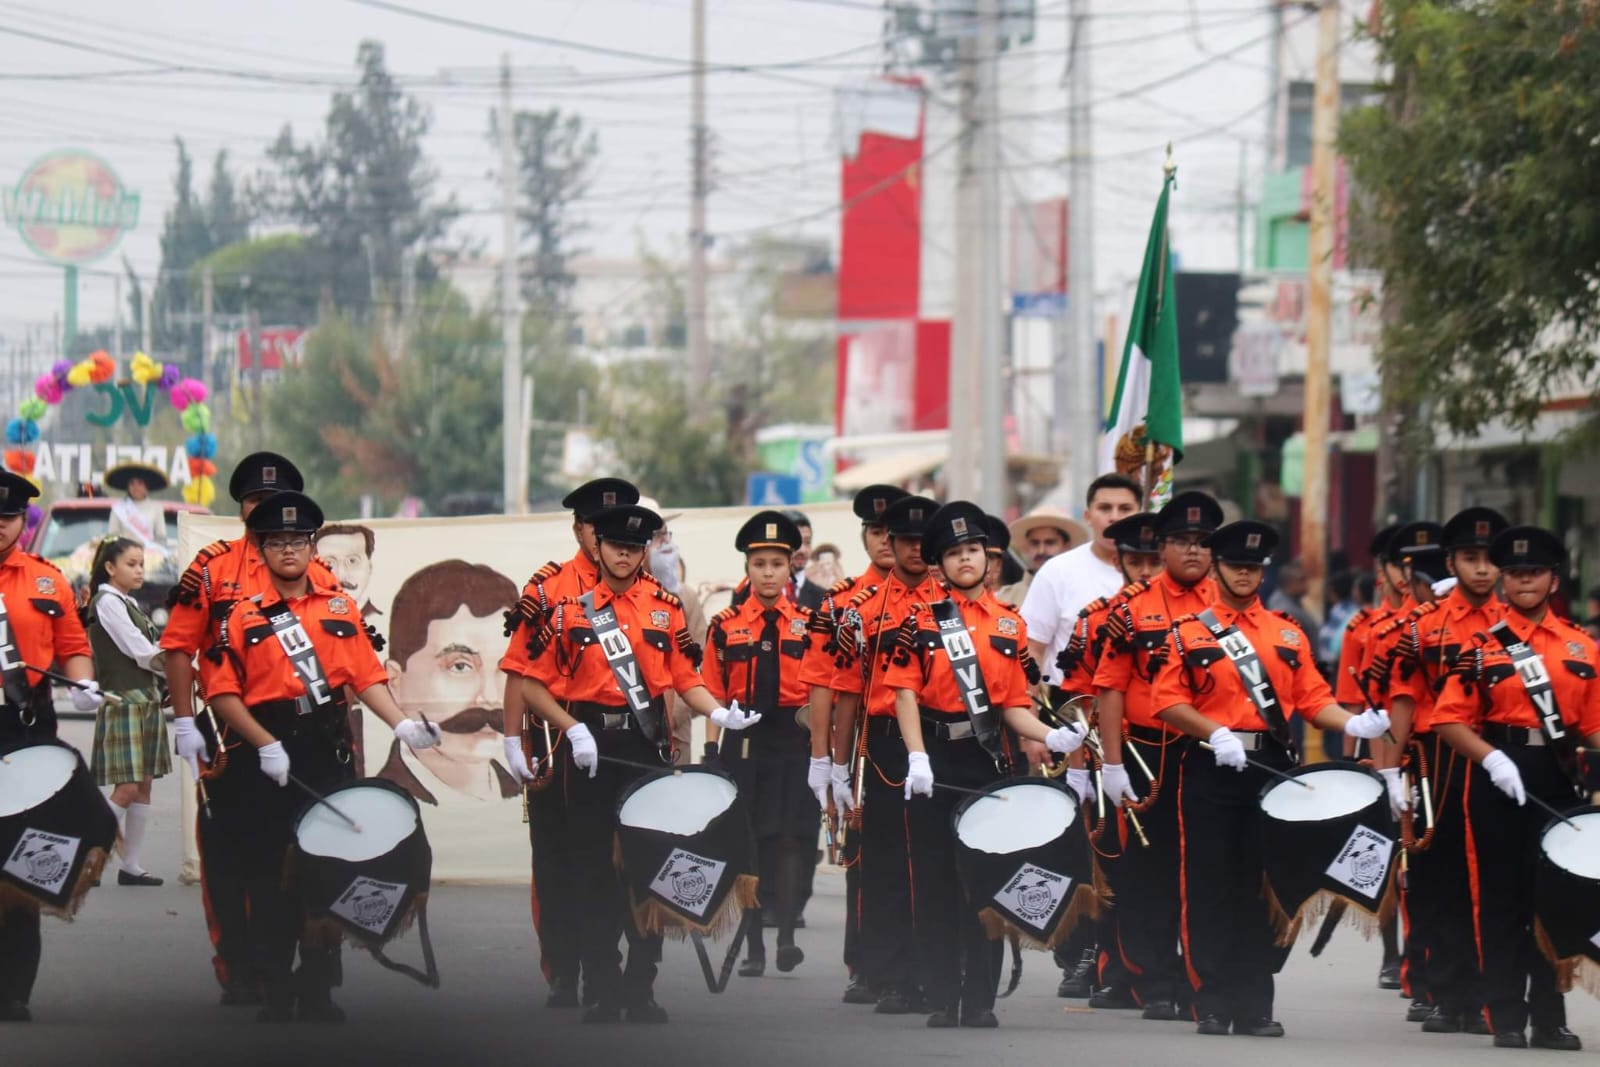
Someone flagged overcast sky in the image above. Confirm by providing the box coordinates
[0,0,1331,347]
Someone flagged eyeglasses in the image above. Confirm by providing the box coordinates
[261,535,312,552]
[1164,538,1209,553]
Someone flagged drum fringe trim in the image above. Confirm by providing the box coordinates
[1535,921,1600,997]
[976,883,1104,951]
[302,892,425,952]
[0,847,110,920]
[1092,856,1115,904]
[1260,876,1389,949]
[628,875,761,940]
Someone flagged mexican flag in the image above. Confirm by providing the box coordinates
[1099,170,1183,507]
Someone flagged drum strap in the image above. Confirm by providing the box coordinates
[578,591,667,748]
[929,598,1008,767]
[1196,608,1296,757]
[260,599,337,714]
[1487,621,1582,786]
[0,593,36,711]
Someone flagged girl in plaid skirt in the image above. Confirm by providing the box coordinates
[84,537,170,886]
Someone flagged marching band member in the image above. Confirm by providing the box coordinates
[199,491,437,1023]
[507,504,759,1024]
[1152,520,1391,1038]
[885,501,1085,1028]
[1431,526,1600,1051]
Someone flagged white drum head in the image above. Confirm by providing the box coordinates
[1542,811,1600,880]
[955,782,1076,854]
[0,745,77,818]
[1260,767,1381,822]
[619,773,736,836]
[296,786,419,864]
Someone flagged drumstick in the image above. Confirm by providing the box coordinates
[288,774,363,832]
[1526,792,1582,832]
[597,753,684,776]
[24,664,123,706]
[1198,742,1314,789]
[931,781,1009,801]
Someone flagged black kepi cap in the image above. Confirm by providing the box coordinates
[1390,521,1446,583]
[919,501,988,566]
[1204,520,1279,565]
[853,484,908,526]
[735,510,802,554]
[1155,490,1223,536]
[590,504,662,547]
[562,478,640,522]
[0,470,40,517]
[882,495,937,539]
[1105,513,1161,555]
[245,491,324,535]
[230,451,303,503]
[1442,506,1508,551]
[981,514,1010,556]
[1490,526,1563,571]
[1369,522,1399,560]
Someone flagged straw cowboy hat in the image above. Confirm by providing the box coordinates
[1009,506,1088,554]
[103,462,169,494]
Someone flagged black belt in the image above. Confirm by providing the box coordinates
[572,701,638,732]
[250,698,350,739]
[919,707,979,742]
[1126,723,1179,746]
[866,715,901,739]
[1483,723,1549,748]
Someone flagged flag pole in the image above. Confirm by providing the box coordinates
[1144,144,1177,506]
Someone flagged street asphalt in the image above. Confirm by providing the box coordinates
[4,721,1595,1066]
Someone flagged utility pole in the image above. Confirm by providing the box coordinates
[112,273,123,360]
[688,0,711,411]
[1236,139,1249,272]
[1301,0,1340,594]
[140,281,152,356]
[1266,0,1285,171]
[201,265,215,394]
[1063,0,1098,508]
[947,20,981,502]
[499,54,525,515]
[975,0,1005,513]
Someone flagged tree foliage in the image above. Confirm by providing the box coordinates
[498,107,598,312]
[1342,0,1600,441]
[191,235,323,325]
[598,359,748,507]
[151,138,246,355]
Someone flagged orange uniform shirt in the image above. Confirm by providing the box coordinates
[510,578,703,706]
[880,591,1032,714]
[1431,611,1600,737]
[834,574,943,717]
[1093,573,1216,730]
[798,567,882,690]
[1055,595,1120,698]
[499,550,603,678]
[1334,596,1414,706]
[0,551,91,670]
[704,594,815,709]
[1381,591,1504,734]
[200,591,387,704]
[1152,599,1334,731]
[162,536,337,657]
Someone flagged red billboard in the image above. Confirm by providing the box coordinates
[237,326,308,371]
[836,77,923,322]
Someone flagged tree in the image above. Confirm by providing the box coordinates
[191,234,323,325]
[496,107,599,312]
[207,149,249,249]
[1342,0,1600,443]
[149,140,251,359]
[598,359,748,507]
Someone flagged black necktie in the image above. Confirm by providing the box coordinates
[755,608,782,717]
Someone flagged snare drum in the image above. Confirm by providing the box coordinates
[615,766,757,937]
[1259,764,1398,939]
[1534,805,1600,988]
[289,779,432,949]
[0,739,118,916]
[951,778,1098,948]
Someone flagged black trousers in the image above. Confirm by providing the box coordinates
[842,828,862,974]
[857,721,915,996]
[0,693,59,1005]
[528,755,582,985]
[1177,743,1295,1023]
[1402,732,1478,1014]
[1101,732,1186,1005]
[228,731,353,1008]
[1465,745,1573,1033]
[197,735,257,992]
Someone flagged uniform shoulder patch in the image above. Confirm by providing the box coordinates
[1119,579,1151,599]
[828,576,857,597]
[846,584,880,608]
[653,588,683,609]
[196,539,232,563]
[709,605,739,628]
[530,560,563,584]
[25,555,67,581]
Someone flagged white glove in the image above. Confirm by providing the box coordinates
[1208,727,1247,771]
[1431,576,1458,597]
[709,699,762,731]
[502,736,536,782]
[394,718,442,753]
[1345,706,1392,740]
[1065,767,1092,805]
[173,716,210,779]
[1044,722,1088,755]
[567,722,599,779]
[1483,749,1526,805]
[904,751,935,799]
[257,741,290,787]
[68,678,104,712]
[1378,767,1410,819]
[1100,762,1141,807]
[807,756,832,809]
[830,762,855,816]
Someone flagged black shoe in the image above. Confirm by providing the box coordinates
[874,991,913,1015]
[1196,1014,1231,1036]
[842,976,878,1005]
[256,1003,294,1024]
[1420,1007,1462,1033]
[927,1009,959,1029]
[1058,951,1094,998]
[762,909,778,929]
[0,1000,30,1023]
[961,1009,999,1029]
[1407,1000,1434,1023]
[582,1003,622,1024]
[118,869,164,887]
[1142,1000,1179,1021]
[775,944,804,973]
[1493,1031,1528,1049]
[794,915,806,929]
[220,984,262,1007]
[296,996,346,1024]
[1378,961,1403,990]
[1531,1027,1583,1052]
[1235,1017,1285,1037]
[1465,1015,1491,1036]
[625,1000,669,1024]
[1088,986,1138,1010]
[738,956,766,978]
[547,977,580,1009]
[581,984,600,1008]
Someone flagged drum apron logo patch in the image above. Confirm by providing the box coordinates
[650,848,726,918]
[993,863,1072,929]
[1324,825,1393,896]
[3,828,80,895]
[331,876,408,935]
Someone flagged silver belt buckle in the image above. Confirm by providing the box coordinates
[603,712,630,731]
[294,695,314,717]
[1523,729,1547,748]
[1236,731,1264,751]
[947,720,974,740]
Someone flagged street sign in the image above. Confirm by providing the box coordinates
[746,473,802,507]
[2,150,139,266]
[1011,292,1066,318]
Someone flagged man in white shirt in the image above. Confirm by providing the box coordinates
[1021,473,1144,689]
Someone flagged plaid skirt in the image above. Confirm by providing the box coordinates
[91,688,172,785]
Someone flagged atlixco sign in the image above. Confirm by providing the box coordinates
[1,150,140,266]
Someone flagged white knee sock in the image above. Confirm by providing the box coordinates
[122,802,151,876]
[111,800,128,858]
